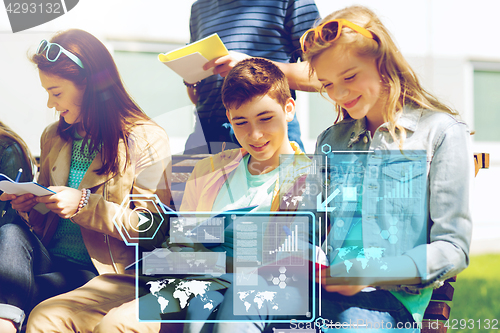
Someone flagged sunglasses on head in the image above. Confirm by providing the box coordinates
[36,39,85,69]
[300,19,374,54]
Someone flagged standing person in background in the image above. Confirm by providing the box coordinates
[300,5,473,329]
[184,0,321,154]
[0,121,34,228]
[0,29,171,333]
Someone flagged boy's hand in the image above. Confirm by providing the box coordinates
[36,186,82,219]
[203,51,251,77]
[0,193,38,213]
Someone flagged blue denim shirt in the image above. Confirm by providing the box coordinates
[314,107,473,289]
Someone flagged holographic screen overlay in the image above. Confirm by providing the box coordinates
[280,154,325,212]
[169,215,225,245]
[138,212,316,323]
[142,250,226,276]
[113,194,170,249]
[140,214,227,276]
[233,216,310,267]
[310,150,428,282]
[278,154,315,211]
[232,215,312,318]
[112,138,171,248]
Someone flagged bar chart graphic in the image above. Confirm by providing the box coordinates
[268,224,300,254]
[381,163,414,199]
[366,159,425,216]
[262,222,306,266]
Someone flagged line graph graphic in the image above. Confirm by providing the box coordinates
[236,267,258,286]
[170,216,224,243]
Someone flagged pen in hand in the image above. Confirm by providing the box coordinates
[14,168,22,182]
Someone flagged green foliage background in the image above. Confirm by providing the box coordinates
[447,254,500,332]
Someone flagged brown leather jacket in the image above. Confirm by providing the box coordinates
[29,120,171,275]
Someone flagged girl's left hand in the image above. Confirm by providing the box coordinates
[36,186,82,219]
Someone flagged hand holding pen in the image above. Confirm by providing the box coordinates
[0,168,37,213]
[15,168,23,182]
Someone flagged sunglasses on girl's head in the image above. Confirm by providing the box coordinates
[300,19,374,54]
[36,39,85,69]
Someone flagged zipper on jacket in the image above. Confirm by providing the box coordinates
[105,234,119,273]
[102,182,119,273]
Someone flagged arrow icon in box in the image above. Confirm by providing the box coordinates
[317,188,340,212]
[137,213,150,229]
[129,207,154,233]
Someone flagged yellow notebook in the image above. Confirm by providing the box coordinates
[158,33,229,84]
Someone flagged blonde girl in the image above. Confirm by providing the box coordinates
[301,5,472,328]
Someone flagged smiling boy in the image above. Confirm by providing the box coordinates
[174,58,312,331]
[179,57,308,213]
[105,58,312,332]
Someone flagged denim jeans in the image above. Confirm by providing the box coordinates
[0,222,97,330]
[186,287,414,333]
[315,289,415,330]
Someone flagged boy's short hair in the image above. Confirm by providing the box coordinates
[222,57,291,110]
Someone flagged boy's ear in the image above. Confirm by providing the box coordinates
[226,110,232,124]
[284,97,296,123]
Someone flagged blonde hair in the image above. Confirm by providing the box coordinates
[303,6,459,145]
